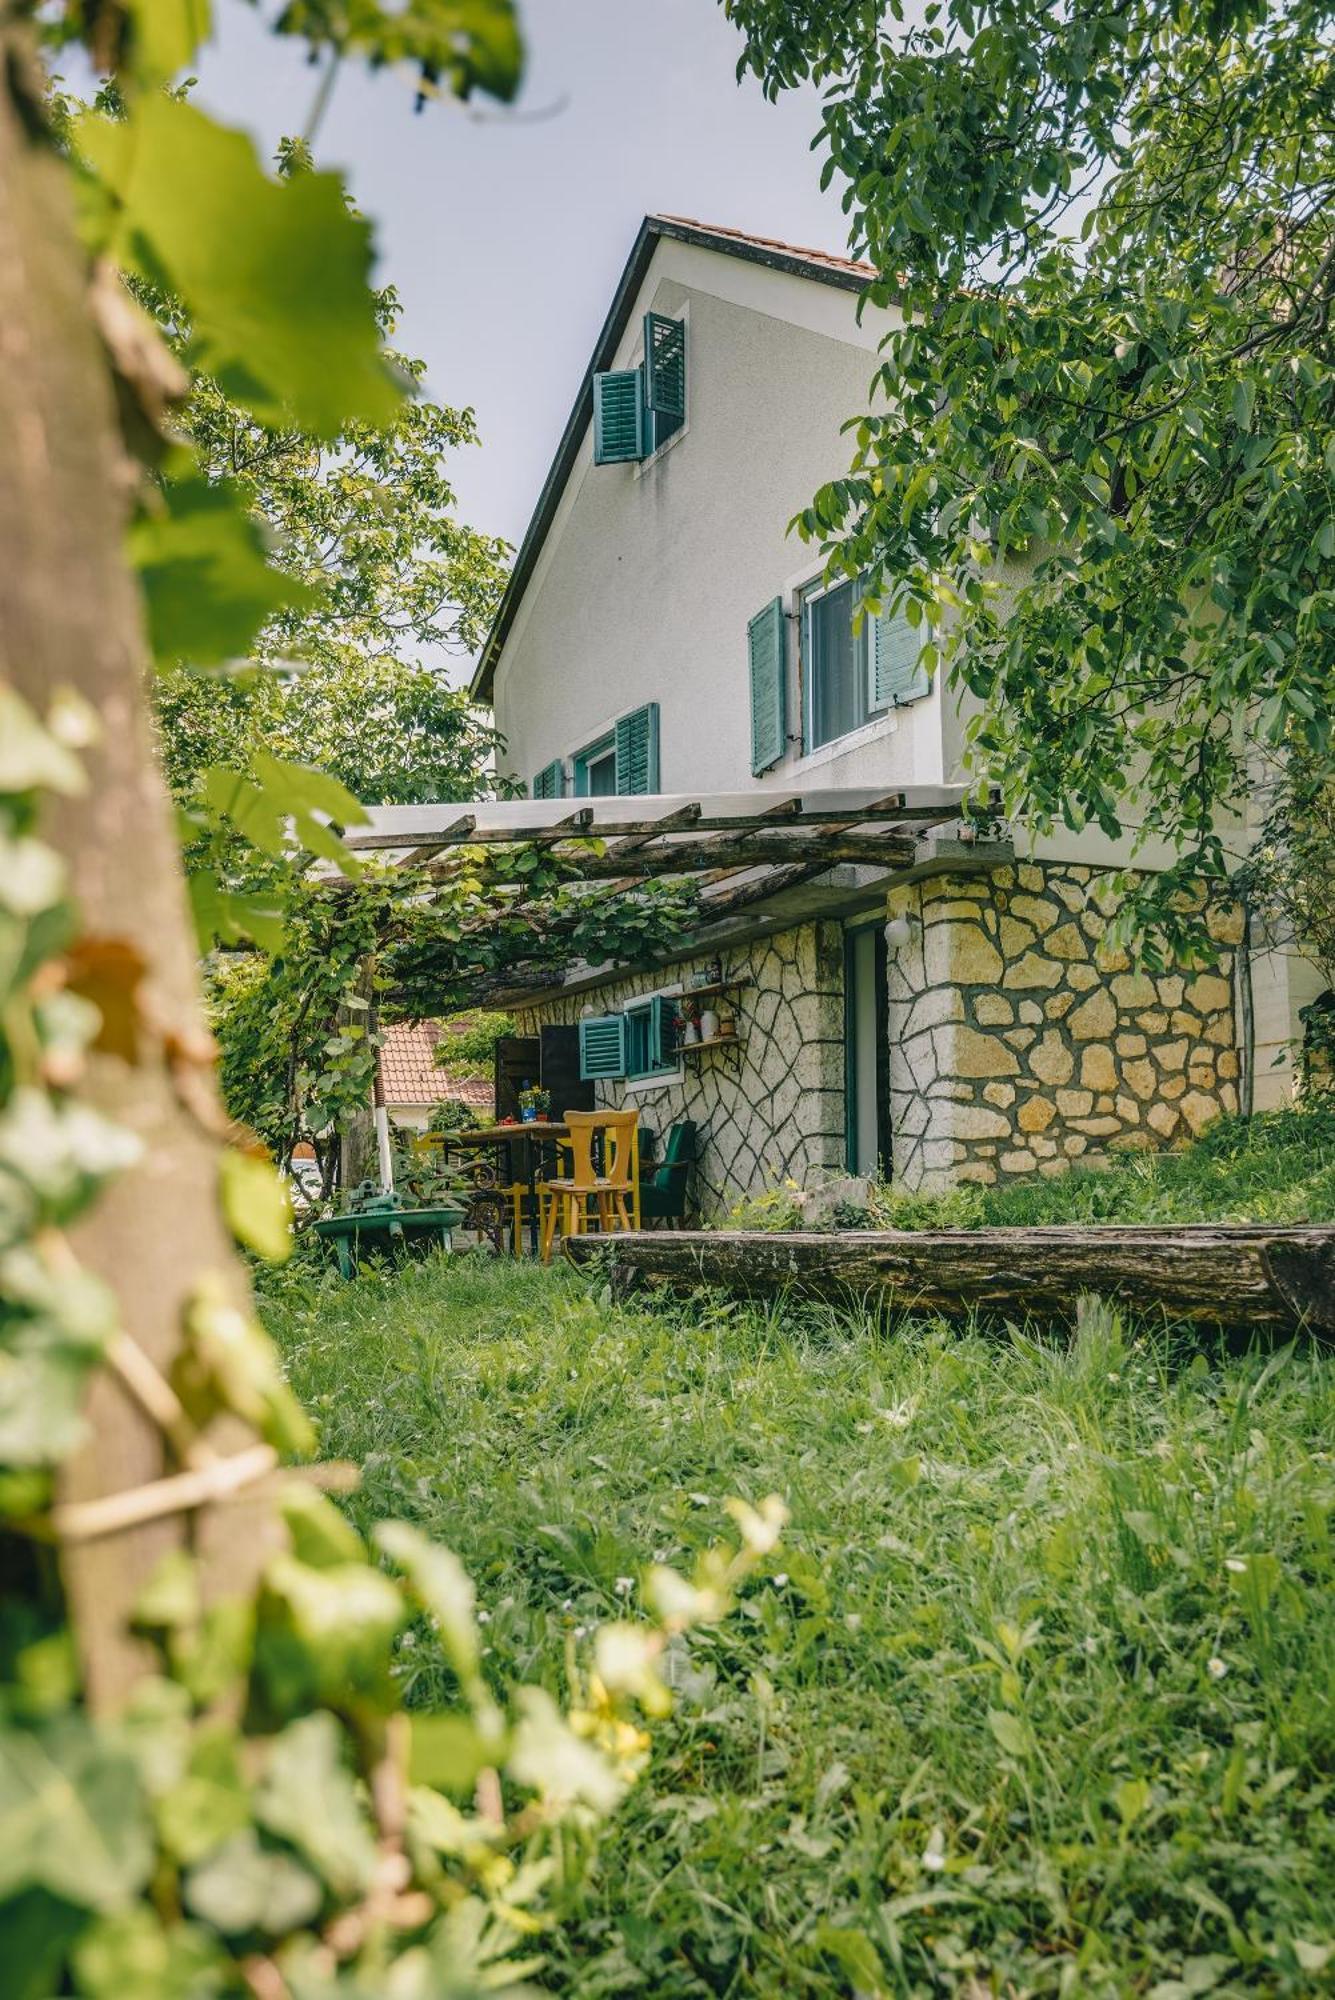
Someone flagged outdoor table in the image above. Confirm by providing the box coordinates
[313,1202,465,1280]
[447,1120,569,1257]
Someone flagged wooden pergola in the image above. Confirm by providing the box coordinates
[342,784,1006,965]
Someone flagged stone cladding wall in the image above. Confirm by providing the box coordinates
[886,861,1243,1189]
[516,924,845,1221]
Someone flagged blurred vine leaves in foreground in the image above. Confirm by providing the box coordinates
[57,0,525,948]
[1,6,786,1998]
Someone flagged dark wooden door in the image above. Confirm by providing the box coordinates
[494,1036,540,1123]
[540,1024,594,1119]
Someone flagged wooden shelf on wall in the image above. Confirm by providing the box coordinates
[677,978,751,1002]
[679,1035,745,1057]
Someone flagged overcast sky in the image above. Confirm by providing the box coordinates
[187,2,848,562]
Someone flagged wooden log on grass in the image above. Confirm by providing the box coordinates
[565,1226,1335,1336]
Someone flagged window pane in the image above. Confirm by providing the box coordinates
[808,579,868,751]
[587,749,618,795]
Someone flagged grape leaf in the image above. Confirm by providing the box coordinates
[89,97,399,438]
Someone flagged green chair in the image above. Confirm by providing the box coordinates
[637,1121,696,1228]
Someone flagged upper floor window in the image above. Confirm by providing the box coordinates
[592,313,686,465]
[803,575,870,752]
[746,576,931,774]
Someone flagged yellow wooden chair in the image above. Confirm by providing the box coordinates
[538,1110,640,1263]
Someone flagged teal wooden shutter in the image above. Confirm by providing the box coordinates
[531,759,564,800]
[579,1014,626,1080]
[614,703,660,795]
[643,312,685,437]
[870,602,929,707]
[593,369,645,464]
[748,598,787,775]
[651,994,678,1068]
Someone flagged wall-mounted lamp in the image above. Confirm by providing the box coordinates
[884,912,918,953]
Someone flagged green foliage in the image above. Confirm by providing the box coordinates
[726,0,1335,952]
[205,863,698,1181]
[0,688,775,1996]
[1238,745,1335,990]
[266,1254,1335,1995]
[435,1009,517,1077]
[728,1102,1335,1235]
[0,10,776,1998]
[84,92,399,435]
[872,1100,1335,1231]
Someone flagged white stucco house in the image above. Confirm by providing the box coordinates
[463,215,1321,1216]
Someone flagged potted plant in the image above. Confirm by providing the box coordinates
[676,997,700,1046]
[518,1083,551,1123]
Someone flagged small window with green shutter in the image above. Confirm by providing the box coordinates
[643,312,685,450]
[573,705,659,797]
[619,993,681,1082]
[592,316,686,467]
[592,369,645,464]
[748,597,787,775]
[614,702,659,794]
[578,1014,626,1081]
[531,758,564,800]
[869,598,930,709]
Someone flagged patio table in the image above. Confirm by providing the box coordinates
[447,1120,569,1257]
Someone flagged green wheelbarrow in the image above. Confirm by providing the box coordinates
[313,1189,466,1279]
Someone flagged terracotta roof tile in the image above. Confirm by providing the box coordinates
[653,214,876,281]
[379,1020,494,1113]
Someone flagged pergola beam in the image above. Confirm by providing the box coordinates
[426,829,917,882]
[343,785,995,855]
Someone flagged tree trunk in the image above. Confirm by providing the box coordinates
[565,1225,1335,1336]
[0,35,277,1711]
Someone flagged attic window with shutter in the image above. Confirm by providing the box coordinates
[592,313,686,465]
[531,758,565,800]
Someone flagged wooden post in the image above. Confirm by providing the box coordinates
[339,958,378,1192]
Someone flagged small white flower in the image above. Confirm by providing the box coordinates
[574,1623,590,1639]
[1225,1556,1248,1574]
[1207,1656,1228,1680]
[562,1598,573,1612]
[477,1610,490,1625]
[614,1575,634,1596]
[921,1827,947,1873]
[771,1572,789,1589]
[1107,1372,1121,1384]
[401,1631,417,1650]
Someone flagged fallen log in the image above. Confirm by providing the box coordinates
[565,1226,1335,1336]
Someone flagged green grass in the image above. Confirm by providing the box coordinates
[262,1253,1335,1997]
[890,1101,1335,1228]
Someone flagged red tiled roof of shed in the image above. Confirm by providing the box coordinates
[379,1021,494,1111]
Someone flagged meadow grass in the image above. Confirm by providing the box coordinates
[261,1251,1335,1998]
[875,1101,1335,1231]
